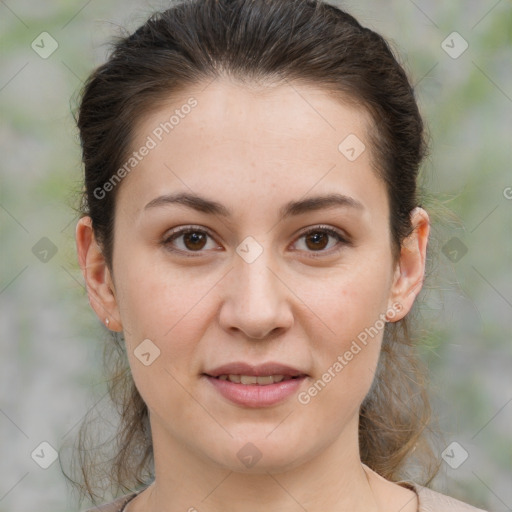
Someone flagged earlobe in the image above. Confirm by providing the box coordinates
[387,207,430,322]
[75,216,123,332]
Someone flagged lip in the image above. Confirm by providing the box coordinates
[203,374,307,408]
[203,361,307,378]
[202,361,308,408]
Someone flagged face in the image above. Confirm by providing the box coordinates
[77,77,429,475]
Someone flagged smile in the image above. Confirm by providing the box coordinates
[215,374,301,385]
[203,374,307,407]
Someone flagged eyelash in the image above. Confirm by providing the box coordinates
[161,224,350,259]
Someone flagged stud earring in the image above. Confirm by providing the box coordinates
[105,318,110,328]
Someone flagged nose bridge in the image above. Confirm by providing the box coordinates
[237,244,278,300]
[219,238,292,339]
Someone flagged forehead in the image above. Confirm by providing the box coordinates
[115,77,386,222]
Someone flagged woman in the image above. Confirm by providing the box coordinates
[73,0,489,510]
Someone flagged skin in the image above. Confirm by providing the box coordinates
[76,77,429,512]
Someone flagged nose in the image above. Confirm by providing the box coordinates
[218,248,294,340]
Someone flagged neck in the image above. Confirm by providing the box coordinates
[130,414,382,512]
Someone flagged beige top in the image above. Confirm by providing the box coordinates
[86,481,490,511]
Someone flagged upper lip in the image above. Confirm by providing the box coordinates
[203,362,308,378]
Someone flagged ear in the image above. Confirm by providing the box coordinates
[75,216,123,332]
[387,207,430,322]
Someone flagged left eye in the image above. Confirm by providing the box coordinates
[162,225,348,256]
[294,226,347,254]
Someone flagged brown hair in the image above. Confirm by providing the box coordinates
[68,0,441,504]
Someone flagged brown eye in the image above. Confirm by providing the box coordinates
[182,231,207,251]
[162,227,218,255]
[294,226,349,257]
[304,231,330,251]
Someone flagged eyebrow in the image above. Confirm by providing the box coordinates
[143,191,364,220]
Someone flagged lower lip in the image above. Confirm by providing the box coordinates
[203,375,307,408]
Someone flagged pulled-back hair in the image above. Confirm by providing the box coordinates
[68,0,441,503]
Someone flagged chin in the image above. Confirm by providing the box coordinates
[201,434,311,475]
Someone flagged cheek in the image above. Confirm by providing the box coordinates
[113,252,218,385]
[299,256,392,345]
[114,249,209,339]
[296,260,391,405]
[116,266,210,421]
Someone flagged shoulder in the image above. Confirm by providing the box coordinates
[83,492,138,512]
[401,481,489,512]
[81,482,491,512]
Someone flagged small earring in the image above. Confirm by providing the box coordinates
[105,318,110,328]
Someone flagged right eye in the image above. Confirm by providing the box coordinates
[161,226,222,256]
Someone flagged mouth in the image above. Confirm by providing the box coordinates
[202,372,308,408]
[204,374,305,385]
[201,362,308,406]
[203,361,308,382]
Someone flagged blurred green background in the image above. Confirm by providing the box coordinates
[1,1,511,511]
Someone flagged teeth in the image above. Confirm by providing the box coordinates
[217,374,292,385]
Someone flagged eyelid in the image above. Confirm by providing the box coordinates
[163,224,215,240]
